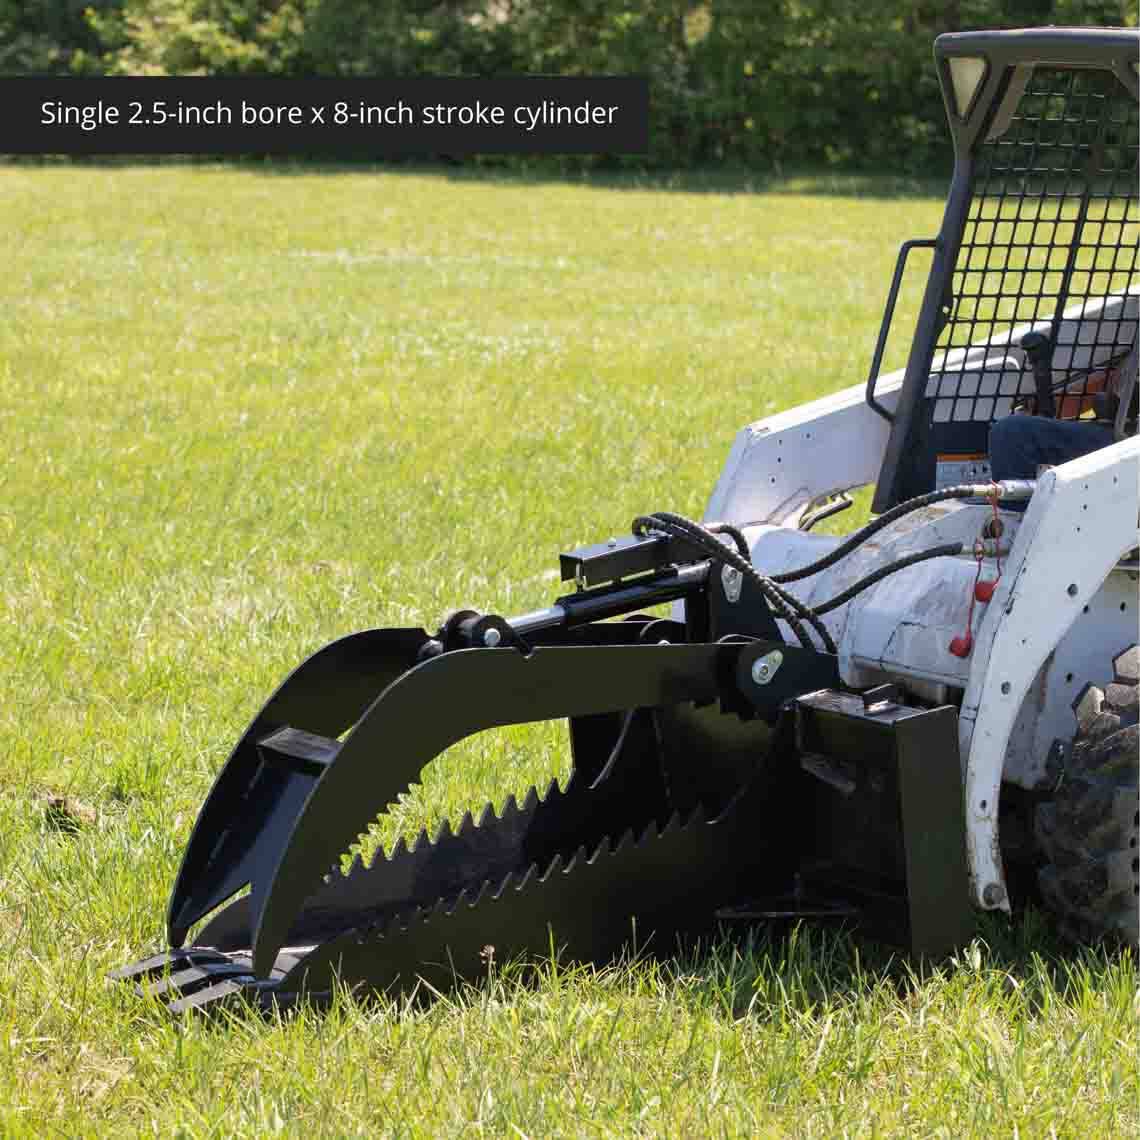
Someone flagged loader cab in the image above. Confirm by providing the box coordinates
[871,28,1139,512]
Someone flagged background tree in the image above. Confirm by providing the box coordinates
[2,0,1135,171]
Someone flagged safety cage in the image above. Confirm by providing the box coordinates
[872,28,1139,510]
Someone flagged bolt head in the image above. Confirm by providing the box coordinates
[721,564,743,603]
[483,627,502,648]
[982,881,1006,907]
[750,650,782,685]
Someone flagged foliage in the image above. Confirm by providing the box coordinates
[2,1,1136,169]
[0,0,113,73]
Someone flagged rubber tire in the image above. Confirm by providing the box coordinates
[1035,645,1139,947]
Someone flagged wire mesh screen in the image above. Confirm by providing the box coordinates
[925,65,1139,429]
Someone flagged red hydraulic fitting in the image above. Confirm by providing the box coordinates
[949,632,973,658]
[950,539,987,657]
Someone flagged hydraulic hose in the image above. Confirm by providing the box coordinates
[809,542,964,614]
[633,511,836,653]
[772,480,1032,583]
[636,483,1029,656]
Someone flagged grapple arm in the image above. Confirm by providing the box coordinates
[114,523,972,1015]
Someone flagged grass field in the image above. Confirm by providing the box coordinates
[1,163,1136,1137]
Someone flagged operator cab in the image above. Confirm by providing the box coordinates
[869,28,1139,510]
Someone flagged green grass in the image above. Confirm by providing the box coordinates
[1,164,1135,1137]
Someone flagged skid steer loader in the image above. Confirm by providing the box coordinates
[113,27,1140,1014]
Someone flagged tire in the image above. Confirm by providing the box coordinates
[1034,644,1139,947]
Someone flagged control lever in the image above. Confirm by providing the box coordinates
[1019,331,1056,418]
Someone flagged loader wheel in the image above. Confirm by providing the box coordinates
[1035,645,1139,948]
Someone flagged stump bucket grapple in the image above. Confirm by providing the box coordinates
[113,27,1140,1014]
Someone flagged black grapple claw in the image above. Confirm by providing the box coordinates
[111,600,977,1015]
[114,618,835,1013]
[119,786,768,1015]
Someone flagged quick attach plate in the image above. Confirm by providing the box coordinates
[792,688,975,958]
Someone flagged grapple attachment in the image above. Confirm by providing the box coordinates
[113,531,973,1014]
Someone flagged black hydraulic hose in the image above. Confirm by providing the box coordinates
[745,562,836,653]
[702,516,833,652]
[633,512,813,648]
[634,512,813,648]
[634,482,1013,654]
[810,542,964,615]
[633,512,837,654]
[705,521,751,561]
[772,483,992,583]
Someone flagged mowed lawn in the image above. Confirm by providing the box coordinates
[1,164,1136,1137]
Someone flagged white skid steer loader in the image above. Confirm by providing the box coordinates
[114,27,1139,1014]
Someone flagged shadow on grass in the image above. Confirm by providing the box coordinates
[652,905,1135,1024]
[193,905,1132,1027]
[1,154,951,200]
[406,900,1131,1019]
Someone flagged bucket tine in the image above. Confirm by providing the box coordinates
[107,947,229,982]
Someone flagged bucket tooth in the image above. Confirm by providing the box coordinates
[143,963,251,1000]
[167,979,264,1016]
[505,864,536,897]
[448,881,487,916]
[107,948,227,983]
[589,834,612,860]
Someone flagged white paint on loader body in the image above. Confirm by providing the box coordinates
[704,294,1140,915]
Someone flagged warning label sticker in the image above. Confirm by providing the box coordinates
[935,453,991,489]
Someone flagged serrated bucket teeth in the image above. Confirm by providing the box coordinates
[158,639,738,974]
[116,784,767,1015]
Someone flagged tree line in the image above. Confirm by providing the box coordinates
[2,1,1133,171]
